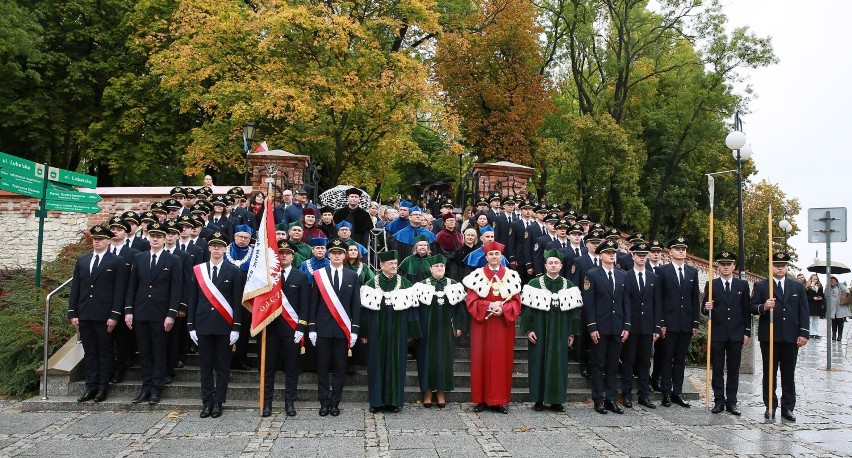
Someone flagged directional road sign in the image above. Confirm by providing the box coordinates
[46,181,102,204]
[45,200,101,214]
[47,166,97,189]
[0,152,45,198]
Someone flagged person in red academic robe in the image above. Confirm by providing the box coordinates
[462,241,522,414]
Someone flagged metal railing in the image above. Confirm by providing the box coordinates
[41,277,73,400]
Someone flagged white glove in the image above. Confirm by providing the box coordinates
[189,330,198,345]
[229,331,239,346]
[309,332,317,346]
[349,333,358,348]
[293,330,304,344]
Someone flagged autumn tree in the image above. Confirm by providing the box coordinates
[435,0,554,168]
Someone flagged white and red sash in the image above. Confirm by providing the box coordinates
[280,274,299,331]
[313,268,351,341]
[193,263,234,326]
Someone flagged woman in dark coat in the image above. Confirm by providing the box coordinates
[805,274,824,338]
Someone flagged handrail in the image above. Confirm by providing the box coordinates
[41,277,73,400]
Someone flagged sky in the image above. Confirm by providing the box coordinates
[721,0,852,280]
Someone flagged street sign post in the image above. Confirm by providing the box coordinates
[47,166,97,189]
[45,200,101,214]
[0,152,46,198]
[46,181,102,204]
[808,206,847,369]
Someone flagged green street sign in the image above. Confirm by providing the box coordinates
[46,181,102,203]
[0,152,45,198]
[45,200,101,214]
[48,166,97,189]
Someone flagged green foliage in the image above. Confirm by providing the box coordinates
[0,239,88,397]
[686,315,709,366]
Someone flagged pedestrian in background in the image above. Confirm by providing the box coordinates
[805,274,824,339]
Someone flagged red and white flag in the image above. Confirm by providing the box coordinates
[242,196,283,336]
[255,141,269,152]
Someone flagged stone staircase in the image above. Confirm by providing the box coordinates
[25,329,697,412]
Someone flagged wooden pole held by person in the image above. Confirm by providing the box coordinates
[768,205,775,418]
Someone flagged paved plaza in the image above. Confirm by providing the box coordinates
[2,328,852,457]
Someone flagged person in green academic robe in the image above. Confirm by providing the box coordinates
[416,255,465,408]
[345,241,374,368]
[360,250,422,413]
[520,248,581,411]
[398,235,432,283]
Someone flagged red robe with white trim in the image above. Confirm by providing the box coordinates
[465,265,521,405]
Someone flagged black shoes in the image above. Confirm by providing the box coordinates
[764,409,775,419]
[131,392,150,404]
[369,406,381,414]
[533,402,545,411]
[550,404,564,412]
[671,394,690,408]
[594,401,607,414]
[319,405,329,416]
[726,404,741,416]
[211,403,222,418]
[622,398,633,409]
[661,395,672,407]
[580,369,591,378]
[473,403,486,412]
[175,360,184,368]
[711,402,725,414]
[261,405,272,417]
[387,406,401,413]
[94,390,108,403]
[163,376,173,385]
[650,379,661,392]
[330,405,341,416]
[781,409,796,422]
[201,403,213,418]
[494,405,508,414]
[110,371,125,384]
[638,398,656,409]
[604,400,624,414]
[285,402,296,417]
[148,392,161,405]
[232,361,251,371]
[77,390,97,402]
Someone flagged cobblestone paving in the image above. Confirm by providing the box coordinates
[2,325,851,457]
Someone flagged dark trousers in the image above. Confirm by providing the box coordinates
[590,334,622,402]
[135,320,169,395]
[234,311,253,363]
[831,318,845,339]
[112,319,135,376]
[661,331,691,396]
[651,338,665,383]
[167,315,187,376]
[316,337,348,407]
[710,340,743,405]
[621,333,653,399]
[79,320,114,392]
[759,341,799,412]
[198,333,232,405]
[264,334,301,406]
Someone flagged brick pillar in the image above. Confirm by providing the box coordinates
[471,161,535,198]
[247,150,310,195]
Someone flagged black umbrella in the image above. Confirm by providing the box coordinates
[807,260,851,275]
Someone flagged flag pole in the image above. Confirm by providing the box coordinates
[259,328,267,413]
[768,205,775,419]
[705,176,714,413]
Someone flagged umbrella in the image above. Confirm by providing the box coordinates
[318,185,372,210]
[807,260,851,275]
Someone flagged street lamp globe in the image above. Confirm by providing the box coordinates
[779,219,792,233]
[739,144,753,161]
[725,131,747,150]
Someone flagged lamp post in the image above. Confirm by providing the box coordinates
[725,111,753,279]
[779,212,793,250]
[242,121,257,186]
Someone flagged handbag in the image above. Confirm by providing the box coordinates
[839,291,852,306]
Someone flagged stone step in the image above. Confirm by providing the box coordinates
[181,346,532,365]
[119,367,609,390]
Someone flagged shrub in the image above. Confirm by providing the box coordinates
[0,237,89,397]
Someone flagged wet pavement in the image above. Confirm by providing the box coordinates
[2,322,851,457]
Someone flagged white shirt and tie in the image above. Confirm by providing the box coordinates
[90,250,108,273]
[210,260,224,282]
[634,268,645,293]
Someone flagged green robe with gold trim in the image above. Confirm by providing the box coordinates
[292,241,312,267]
[345,262,375,285]
[361,274,422,408]
[520,274,581,404]
[398,254,431,283]
[416,276,465,392]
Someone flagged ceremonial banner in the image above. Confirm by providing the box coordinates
[243,196,283,336]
